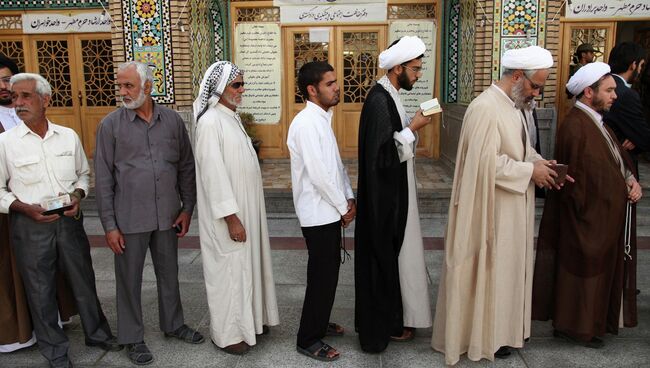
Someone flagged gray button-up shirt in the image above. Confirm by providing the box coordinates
[94,103,196,234]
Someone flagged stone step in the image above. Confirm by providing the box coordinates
[81,189,650,221]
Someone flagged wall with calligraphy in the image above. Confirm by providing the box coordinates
[0,0,107,10]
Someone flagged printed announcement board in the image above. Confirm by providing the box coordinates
[235,23,282,124]
[388,20,437,117]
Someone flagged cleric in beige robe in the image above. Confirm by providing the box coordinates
[432,46,560,365]
[194,62,279,355]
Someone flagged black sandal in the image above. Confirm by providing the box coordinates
[297,341,340,362]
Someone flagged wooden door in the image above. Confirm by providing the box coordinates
[28,34,83,135]
[556,21,617,125]
[1,33,114,158]
[75,35,116,156]
[284,25,386,158]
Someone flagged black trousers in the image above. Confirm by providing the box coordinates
[297,221,341,349]
[10,212,112,365]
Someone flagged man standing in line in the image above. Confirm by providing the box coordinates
[193,61,279,356]
[604,42,650,172]
[95,61,202,366]
[355,35,432,353]
[0,73,120,368]
[432,46,559,365]
[287,61,355,362]
[533,62,640,348]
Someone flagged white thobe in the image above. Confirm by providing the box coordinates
[377,76,432,328]
[0,106,21,132]
[195,102,279,348]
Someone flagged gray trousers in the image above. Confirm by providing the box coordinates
[115,229,184,344]
[10,212,112,364]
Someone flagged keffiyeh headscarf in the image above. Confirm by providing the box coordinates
[193,61,242,122]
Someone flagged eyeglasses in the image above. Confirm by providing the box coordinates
[401,64,423,75]
[0,76,11,84]
[523,73,544,91]
[230,81,245,89]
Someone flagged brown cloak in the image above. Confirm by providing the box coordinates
[532,106,637,341]
[0,215,78,345]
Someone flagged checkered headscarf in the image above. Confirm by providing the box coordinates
[193,61,242,122]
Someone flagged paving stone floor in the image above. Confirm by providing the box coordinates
[1,247,648,368]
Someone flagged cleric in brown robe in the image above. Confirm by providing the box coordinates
[532,62,640,348]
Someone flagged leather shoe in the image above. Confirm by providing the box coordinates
[85,336,123,352]
[125,342,154,365]
[494,346,511,358]
[221,341,250,355]
[553,329,604,349]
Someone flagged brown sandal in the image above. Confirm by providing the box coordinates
[326,322,344,336]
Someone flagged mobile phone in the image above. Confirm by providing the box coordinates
[173,224,182,234]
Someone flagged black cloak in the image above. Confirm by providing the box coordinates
[354,83,409,353]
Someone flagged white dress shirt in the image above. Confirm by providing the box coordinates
[0,106,21,131]
[0,121,90,213]
[287,101,354,227]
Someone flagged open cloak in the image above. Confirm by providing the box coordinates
[354,83,408,353]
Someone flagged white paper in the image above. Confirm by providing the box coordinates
[388,20,437,117]
[234,23,282,124]
[309,28,330,43]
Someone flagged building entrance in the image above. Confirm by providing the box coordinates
[0,33,114,157]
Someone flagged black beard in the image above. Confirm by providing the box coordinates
[397,69,414,91]
[0,97,11,106]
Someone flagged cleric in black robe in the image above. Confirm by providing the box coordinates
[355,35,433,353]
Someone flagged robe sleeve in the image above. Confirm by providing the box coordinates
[494,136,534,195]
[292,124,349,215]
[195,113,240,220]
[393,127,415,163]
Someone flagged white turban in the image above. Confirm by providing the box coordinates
[379,36,426,70]
[566,61,611,96]
[193,61,242,121]
[501,45,553,70]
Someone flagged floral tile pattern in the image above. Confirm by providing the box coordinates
[122,0,175,103]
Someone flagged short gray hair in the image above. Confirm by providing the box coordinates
[118,61,154,88]
[9,73,52,97]
[501,68,538,79]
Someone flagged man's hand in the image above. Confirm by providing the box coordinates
[105,229,125,255]
[627,178,643,203]
[532,160,558,189]
[622,139,636,151]
[225,214,247,243]
[62,196,80,217]
[341,199,356,228]
[173,211,192,237]
[9,200,59,223]
[408,109,432,133]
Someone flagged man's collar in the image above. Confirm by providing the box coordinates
[575,100,603,125]
[305,100,333,119]
[491,84,517,108]
[216,102,238,118]
[15,119,58,137]
[612,74,631,88]
[125,100,159,122]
